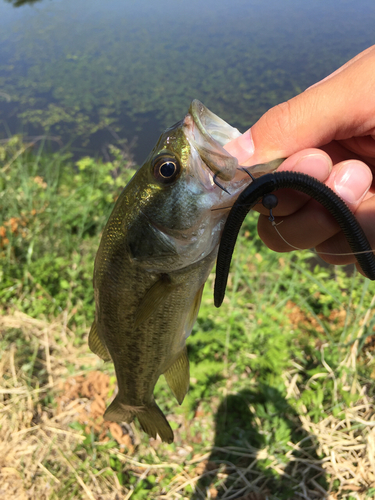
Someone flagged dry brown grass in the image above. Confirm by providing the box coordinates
[282,371,375,500]
[1,310,375,499]
[164,396,375,500]
[0,311,130,499]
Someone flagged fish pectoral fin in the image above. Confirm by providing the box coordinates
[104,397,174,444]
[163,346,190,405]
[88,321,111,361]
[185,284,205,339]
[134,274,176,329]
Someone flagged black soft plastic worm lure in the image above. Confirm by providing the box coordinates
[214,170,375,308]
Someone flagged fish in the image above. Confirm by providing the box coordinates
[89,99,281,443]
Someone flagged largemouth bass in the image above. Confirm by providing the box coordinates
[89,100,280,443]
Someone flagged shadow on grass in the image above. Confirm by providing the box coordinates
[192,385,327,500]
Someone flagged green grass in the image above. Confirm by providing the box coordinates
[1,138,375,499]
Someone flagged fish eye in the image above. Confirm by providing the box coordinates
[152,155,181,184]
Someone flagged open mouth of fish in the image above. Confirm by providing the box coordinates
[183,100,241,189]
[183,100,284,205]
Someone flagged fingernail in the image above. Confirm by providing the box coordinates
[334,162,372,205]
[294,153,332,180]
[228,129,254,164]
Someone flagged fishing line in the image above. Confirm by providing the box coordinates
[211,205,232,211]
[269,215,375,257]
[214,170,375,307]
[212,204,375,257]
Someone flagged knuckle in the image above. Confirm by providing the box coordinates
[260,100,296,144]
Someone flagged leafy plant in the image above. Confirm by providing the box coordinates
[1,141,375,498]
[0,138,135,331]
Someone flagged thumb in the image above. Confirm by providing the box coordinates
[225,45,375,165]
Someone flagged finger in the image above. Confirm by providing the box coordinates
[319,141,363,164]
[338,136,375,166]
[257,161,372,252]
[257,198,341,252]
[316,193,375,267]
[225,46,375,165]
[255,149,332,216]
[325,160,372,211]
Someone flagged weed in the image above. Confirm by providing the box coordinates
[1,140,375,498]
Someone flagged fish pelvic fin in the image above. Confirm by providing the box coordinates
[164,346,190,405]
[104,397,174,444]
[88,321,111,361]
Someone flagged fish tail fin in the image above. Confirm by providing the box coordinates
[104,397,174,444]
[137,404,174,444]
[103,397,136,424]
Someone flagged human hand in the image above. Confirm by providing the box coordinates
[225,45,375,274]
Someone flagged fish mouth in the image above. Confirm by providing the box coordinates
[184,100,242,184]
[183,101,285,195]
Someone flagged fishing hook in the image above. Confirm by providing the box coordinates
[239,166,256,182]
[213,174,231,195]
[214,170,375,308]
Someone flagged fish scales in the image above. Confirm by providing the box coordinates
[90,100,281,442]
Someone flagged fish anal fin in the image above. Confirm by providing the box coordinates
[134,274,176,329]
[88,321,111,361]
[164,346,190,405]
[104,397,174,443]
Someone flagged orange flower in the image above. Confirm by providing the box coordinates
[9,217,18,233]
[33,176,47,189]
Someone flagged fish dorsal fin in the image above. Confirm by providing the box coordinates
[163,346,190,405]
[88,321,111,361]
[134,274,175,329]
[185,284,204,339]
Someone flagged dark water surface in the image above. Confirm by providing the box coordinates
[1,0,375,163]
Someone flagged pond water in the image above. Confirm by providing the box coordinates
[0,0,375,164]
